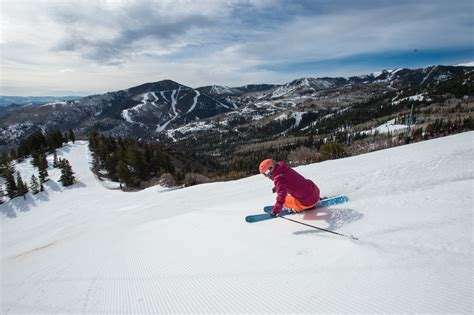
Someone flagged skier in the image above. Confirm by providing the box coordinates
[259,159,320,217]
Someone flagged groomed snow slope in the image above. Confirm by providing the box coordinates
[1,132,473,313]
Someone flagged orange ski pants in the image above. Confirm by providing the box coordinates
[284,194,315,212]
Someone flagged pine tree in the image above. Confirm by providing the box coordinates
[17,129,48,159]
[53,151,59,168]
[9,148,18,161]
[116,160,132,187]
[68,128,76,144]
[38,153,49,183]
[46,129,64,150]
[16,173,28,198]
[31,151,40,168]
[3,163,17,198]
[59,159,75,187]
[0,186,4,204]
[29,174,41,194]
[126,146,147,181]
[0,155,7,175]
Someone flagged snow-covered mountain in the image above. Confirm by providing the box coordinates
[121,81,237,132]
[197,84,277,96]
[163,64,473,143]
[196,85,242,95]
[0,80,238,148]
[270,77,345,99]
[0,64,472,151]
[456,61,474,67]
[1,132,473,313]
[0,96,81,108]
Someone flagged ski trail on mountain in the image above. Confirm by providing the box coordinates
[156,88,182,132]
[170,87,179,116]
[121,92,158,126]
[186,90,200,114]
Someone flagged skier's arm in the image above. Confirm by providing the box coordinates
[273,175,287,213]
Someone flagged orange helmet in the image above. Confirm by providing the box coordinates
[259,159,276,178]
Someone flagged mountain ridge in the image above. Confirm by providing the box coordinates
[0,63,473,152]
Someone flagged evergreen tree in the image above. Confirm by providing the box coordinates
[57,157,65,168]
[88,130,99,150]
[116,160,133,187]
[175,171,185,183]
[3,163,17,198]
[9,148,18,161]
[68,128,76,144]
[126,146,147,181]
[17,130,47,159]
[29,174,41,194]
[59,159,75,187]
[38,154,49,183]
[46,129,64,150]
[16,173,28,198]
[0,186,4,204]
[319,143,349,160]
[31,151,40,168]
[53,151,59,168]
[0,154,7,175]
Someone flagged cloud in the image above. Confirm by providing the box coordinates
[47,1,221,64]
[1,0,472,95]
[234,1,474,66]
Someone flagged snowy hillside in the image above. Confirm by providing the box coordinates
[271,77,337,99]
[1,133,473,313]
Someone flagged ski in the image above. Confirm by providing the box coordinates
[245,195,348,223]
[263,195,348,213]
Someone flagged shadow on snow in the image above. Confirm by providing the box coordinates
[0,180,86,219]
[292,207,364,235]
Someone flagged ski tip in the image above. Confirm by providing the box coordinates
[263,205,273,212]
[245,215,264,223]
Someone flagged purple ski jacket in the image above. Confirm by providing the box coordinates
[271,162,320,213]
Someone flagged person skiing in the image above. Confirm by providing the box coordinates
[259,159,320,217]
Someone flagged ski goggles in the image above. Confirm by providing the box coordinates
[263,167,273,179]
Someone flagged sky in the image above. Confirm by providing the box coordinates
[0,0,473,96]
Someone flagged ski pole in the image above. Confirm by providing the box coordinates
[279,216,359,241]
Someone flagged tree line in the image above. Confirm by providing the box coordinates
[10,128,76,161]
[87,131,218,189]
[0,152,76,203]
[0,129,77,204]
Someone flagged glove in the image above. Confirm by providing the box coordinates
[270,209,280,217]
